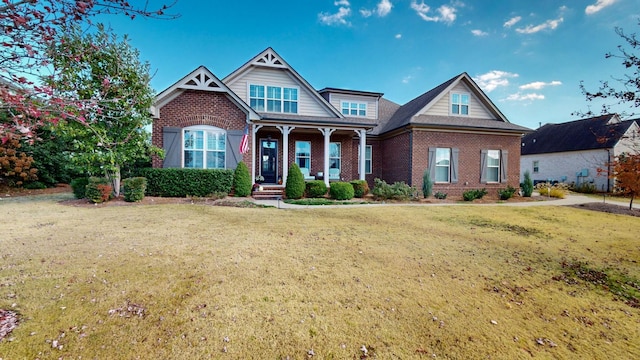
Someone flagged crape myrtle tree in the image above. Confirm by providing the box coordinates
[0,0,177,142]
[577,20,640,209]
[48,24,161,196]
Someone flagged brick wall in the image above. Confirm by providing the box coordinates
[152,90,249,168]
[381,132,411,184]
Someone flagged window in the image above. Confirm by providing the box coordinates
[435,148,451,182]
[451,93,469,115]
[295,141,311,171]
[533,160,539,173]
[330,142,341,177]
[486,150,500,182]
[341,101,367,117]
[183,126,226,169]
[358,145,373,174]
[249,84,297,113]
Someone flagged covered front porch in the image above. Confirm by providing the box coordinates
[247,122,372,188]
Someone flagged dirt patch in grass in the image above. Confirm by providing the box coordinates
[569,202,640,217]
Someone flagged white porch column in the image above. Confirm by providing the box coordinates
[355,129,367,181]
[251,124,263,184]
[276,125,295,185]
[320,127,336,188]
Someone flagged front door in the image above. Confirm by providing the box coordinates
[260,138,278,183]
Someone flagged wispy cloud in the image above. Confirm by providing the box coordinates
[377,0,393,17]
[515,17,563,34]
[585,0,617,15]
[506,93,545,101]
[319,1,352,26]
[402,75,413,84]
[519,81,562,90]
[473,71,519,92]
[503,16,521,28]
[471,29,488,37]
[360,9,373,17]
[411,1,458,25]
[395,33,402,39]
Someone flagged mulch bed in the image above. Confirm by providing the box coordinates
[569,202,640,217]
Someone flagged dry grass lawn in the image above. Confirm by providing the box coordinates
[1,193,639,359]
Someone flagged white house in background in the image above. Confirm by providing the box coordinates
[520,114,639,192]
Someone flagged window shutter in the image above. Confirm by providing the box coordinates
[500,149,509,183]
[480,149,488,183]
[428,147,436,181]
[451,148,459,183]
[226,129,244,169]
[162,127,181,168]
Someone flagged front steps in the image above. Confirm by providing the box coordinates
[252,184,284,200]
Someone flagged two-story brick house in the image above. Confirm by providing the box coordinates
[152,48,531,197]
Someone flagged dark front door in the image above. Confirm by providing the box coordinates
[260,139,278,183]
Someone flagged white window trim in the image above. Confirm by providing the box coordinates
[182,125,226,169]
[486,149,500,183]
[450,92,470,116]
[330,142,341,171]
[358,145,373,175]
[295,141,311,171]
[248,84,298,114]
[341,101,367,117]
[435,147,451,183]
[533,160,539,173]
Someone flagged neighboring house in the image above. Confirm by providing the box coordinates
[152,47,531,197]
[520,114,639,192]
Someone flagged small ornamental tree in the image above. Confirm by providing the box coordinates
[522,170,534,197]
[422,169,433,198]
[233,162,252,197]
[610,153,640,209]
[285,163,305,199]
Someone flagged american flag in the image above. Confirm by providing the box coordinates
[239,124,249,154]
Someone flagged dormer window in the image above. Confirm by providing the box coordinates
[341,101,366,117]
[250,84,298,113]
[451,93,469,115]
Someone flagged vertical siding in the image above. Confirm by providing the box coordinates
[423,83,494,119]
[225,67,333,117]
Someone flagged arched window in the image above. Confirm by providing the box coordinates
[183,125,226,169]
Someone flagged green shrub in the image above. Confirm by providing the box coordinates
[122,177,147,202]
[70,177,89,199]
[85,177,112,203]
[572,182,597,194]
[233,162,252,197]
[138,168,233,197]
[422,169,433,198]
[434,191,447,199]
[306,180,327,198]
[285,163,305,199]
[329,181,355,200]
[498,185,517,200]
[350,180,369,198]
[371,178,416,201]
[24,181,47,189]
[522,170,534,197]
[462,188,488,201]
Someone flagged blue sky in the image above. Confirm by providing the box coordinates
[100,0,638,130]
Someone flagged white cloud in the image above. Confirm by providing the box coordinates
[402,75,413,84]
[585,0,616,15]
[471,29,488,37]
[473,70,519,92]
[319,6,351,26]
[506,93,545,101]
[360,9,373,17]
[515,17,563,34]
[519,80,562,90]
[335,0,350,6]
[377,0,393,17]
[411,1,458,24]
[503,16,521,28]
[395,33,402,39]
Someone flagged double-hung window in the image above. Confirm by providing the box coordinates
[533,160,539,173]
[329,142,341,179]
[451,93,469,115]
[358,145,373,174]
[250,84,298,113]
[341,102,366,117]
[435,148,451,182]
[295,141,311,171]
[486,150,500,182]
[183,126,226,169]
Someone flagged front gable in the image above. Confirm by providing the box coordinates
[223,48,342,119]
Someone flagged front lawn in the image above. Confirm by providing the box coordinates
[1,194,639,358]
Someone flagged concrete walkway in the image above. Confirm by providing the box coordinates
[253,193,639,210]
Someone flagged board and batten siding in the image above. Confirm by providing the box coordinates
[328,94,378,120]
[225,67,333,117]
[423,83,493,119]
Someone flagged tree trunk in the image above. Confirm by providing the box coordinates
[105,165,121,197]
[630,195,634,211]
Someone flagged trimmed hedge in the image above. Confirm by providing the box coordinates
[462,188,488,201]
[122,177,147,202]
[85,177,112,203]
[285,163,305,199]
[233,162,252,197]
[70,177,89,199]
[138,168,233,197]
[306,180,327,198]
[329,181,354,200]
[350,180,369,198]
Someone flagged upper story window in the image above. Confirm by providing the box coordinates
[451,93,469,115]
[341,101,366,117]
[250,84,298,113]
[183,126,226,169]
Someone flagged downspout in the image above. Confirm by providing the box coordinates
[408,128,413,186]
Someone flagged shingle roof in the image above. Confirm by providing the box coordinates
[521,114,636,155]
[258,113,378,128]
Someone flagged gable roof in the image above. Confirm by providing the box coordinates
[377,72,527,135]
[223,47,343,118]
[152,66,260,120]
[521,114,637,155]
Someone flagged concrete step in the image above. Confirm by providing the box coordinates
[252,185,284,200]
